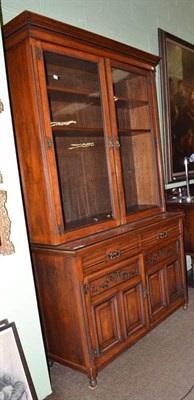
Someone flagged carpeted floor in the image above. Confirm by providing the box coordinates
[48,288,194,400]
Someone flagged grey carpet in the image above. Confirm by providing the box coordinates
[48,288,194,400]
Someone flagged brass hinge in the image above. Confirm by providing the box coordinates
[58,225,63,236]
[143,286,149,298]
[46,137,53,149]
[35,46,42,60]
[92,349,97,358]
[84,284,89,294]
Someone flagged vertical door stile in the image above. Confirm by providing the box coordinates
[98,58,120,224]
[31,41,64,240]
[31,39,65,240]
[104,58,127,224]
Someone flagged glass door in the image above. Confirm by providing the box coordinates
[36,46,120,240]
[106,60,161,223]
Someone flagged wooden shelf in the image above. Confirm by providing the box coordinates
[52,127,104,135]
[114,97,148,109]
[118,129,150,136]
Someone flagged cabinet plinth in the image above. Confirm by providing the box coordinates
[3,11,187,387]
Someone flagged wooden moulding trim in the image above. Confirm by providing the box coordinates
[2,10,160,68]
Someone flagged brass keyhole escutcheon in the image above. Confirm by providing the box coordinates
[0,99,4,113]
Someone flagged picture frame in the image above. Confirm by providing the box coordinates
[0,320,38,400]
[0,172,15,256]
[158,29,194,184]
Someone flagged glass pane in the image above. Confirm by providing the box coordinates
[43,52,113,230]
[44,53,102,129]
[53,131,112,230]
[45,53,99,92]
[111,67,159,214]
[119,132,159,213]
[112,68,150,130]
[48,89,102,129]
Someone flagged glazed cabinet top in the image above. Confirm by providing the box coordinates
[3,11,165,245]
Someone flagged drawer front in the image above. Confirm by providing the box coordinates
[81,233,139,271]
[144,241,178,270]
[84,258,140,297]
[141,222,180,250]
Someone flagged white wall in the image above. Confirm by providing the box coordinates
[0,0,194,396]
[1,0,194,184]
[1,0,194,54]
[0,24,52,400]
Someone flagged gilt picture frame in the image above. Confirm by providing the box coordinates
[158,29,194,184]
[0,172,14,256]
[0,320,38,400]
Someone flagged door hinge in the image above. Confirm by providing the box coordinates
[92,348,97,358]
[58,225,63,236]
[84,284,89,294]
[35,46,42,60]
[143,286,149,298]
[46,137,53,149]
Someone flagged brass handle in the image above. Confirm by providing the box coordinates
[107,249,121,259]
[0,99,4,113]
[157,231,168,239]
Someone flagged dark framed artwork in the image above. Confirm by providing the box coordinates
[0,320,38,400]
[158,29,194,184]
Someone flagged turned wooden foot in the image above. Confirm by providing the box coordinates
[89,378,97,389]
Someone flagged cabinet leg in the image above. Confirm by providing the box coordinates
[87,365,97,389]
[89,378,97,389]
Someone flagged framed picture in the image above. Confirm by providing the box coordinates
[0,320,38,400]
[158,29,194,184]
[0,172,14,256]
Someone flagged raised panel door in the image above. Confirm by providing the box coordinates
[84,256,148,362]
[146,266,168,324]
[166,259,185,304]
[145,240,186,324]
[88,291,122,357]
[122,281,148,338]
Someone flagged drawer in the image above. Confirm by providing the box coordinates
[81,232,140,271]
[141,222,180,250]
[84,257,140,297]
[144,241,178,270]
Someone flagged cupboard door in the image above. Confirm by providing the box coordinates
[88,290,122,357]
[122,280,148,339]
[34,44,120,242]
[145,240,186,325]
[85,282,148,363]
[146,265,168,324]
[166,259,185,304]
[106,60,162,223]
[84,256,148,361]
